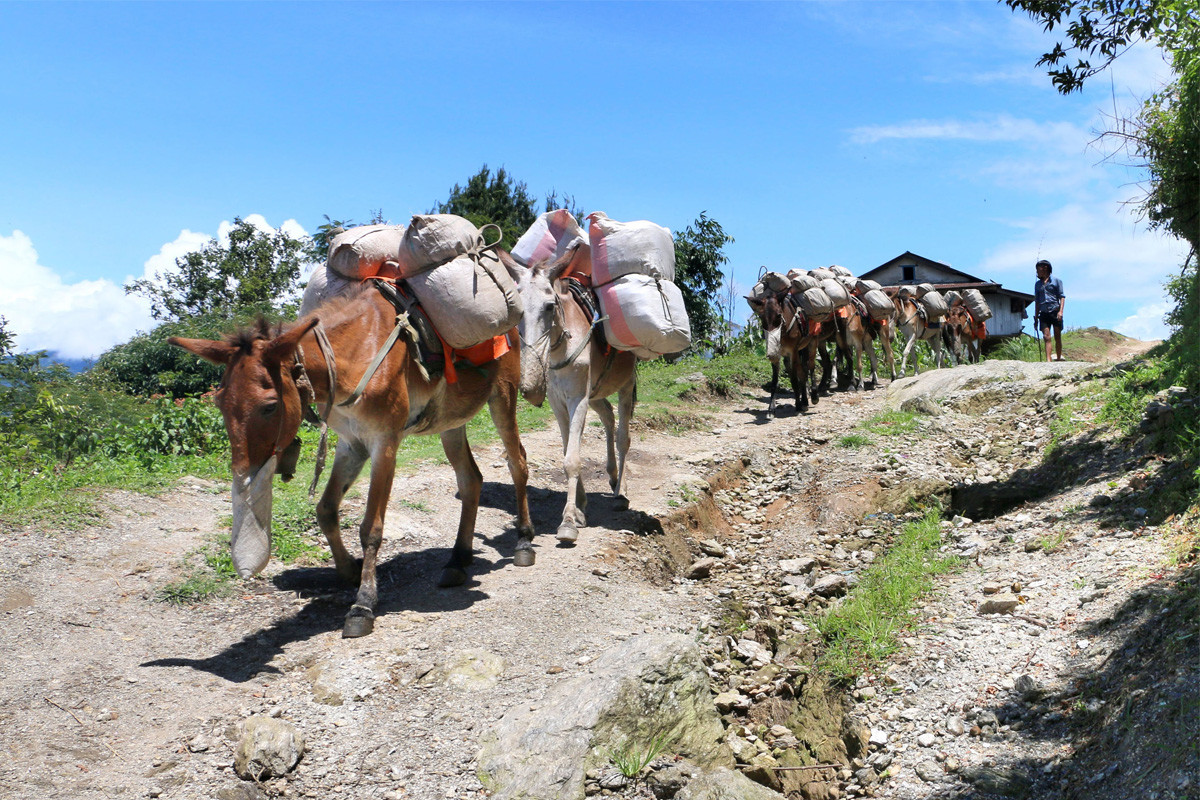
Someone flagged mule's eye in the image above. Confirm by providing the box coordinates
[261,402,279,418]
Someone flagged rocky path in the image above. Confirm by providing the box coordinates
[0,353,1193,800]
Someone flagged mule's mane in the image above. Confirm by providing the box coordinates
[226,318,281,354]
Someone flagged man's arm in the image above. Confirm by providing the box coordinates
[1058,280,1065,320]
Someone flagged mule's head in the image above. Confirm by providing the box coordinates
[506,248,577,407]
[747,293,786,362]
[170,318,317,577]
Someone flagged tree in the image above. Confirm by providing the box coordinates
[1002,0,1196,93]
[430,166,540,251]
[304,210,388,265]
[126,218,307,321]
[673,213,734,351]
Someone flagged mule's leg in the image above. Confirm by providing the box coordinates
[317,437,370,585]
[788,344,808,413]
[437,425,482,588]
[487,388,535,567]
[765,327,782,417]
[900,331,917,377]
[881,322,898,380]
[865,333,880,389]
[816,342,834,396]
[590,396,619,496]
[553,393,590,542]
[342,437,400,638]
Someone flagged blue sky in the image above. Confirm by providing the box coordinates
[0,1,1187,360]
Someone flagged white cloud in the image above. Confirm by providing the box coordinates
[0,230,156,360]
[849,114,1087,148]
[0,215,311,361]
[1114,303,1169,341]
[977,199,1190,307]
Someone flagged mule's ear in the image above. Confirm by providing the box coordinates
[547,242,583,282]
[265,318,319,365]
[169,337,237,366]
[745,295,763,310]
[498,249,527,283]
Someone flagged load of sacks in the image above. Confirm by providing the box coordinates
[301,209,691,361]
[748,266,992,326]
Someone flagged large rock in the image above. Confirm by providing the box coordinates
[675,767,788,799]
[886,361,1090,415]
[478,634,733,799]
[233,717,304,780]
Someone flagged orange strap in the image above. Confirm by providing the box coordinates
[808,320,823,337]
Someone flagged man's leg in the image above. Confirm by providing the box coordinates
[1042,326,1053,361]
[1054,324,1064,360]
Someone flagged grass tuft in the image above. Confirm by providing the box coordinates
[813,509,960,683]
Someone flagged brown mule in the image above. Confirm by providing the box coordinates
[746,292,818,416]
[842,300,897,390]
[943,305,983,365]
[170,284,534,638]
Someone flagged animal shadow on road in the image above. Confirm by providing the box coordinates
[140,545,500,682]
[475,479,664,547]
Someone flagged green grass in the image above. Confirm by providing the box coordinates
[606,731,674,779]
[838,433,874,449]
[859,410,919,437]
[813,509,960,683]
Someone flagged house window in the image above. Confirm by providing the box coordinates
[902,265,915,281]
[1011,298,1024,314]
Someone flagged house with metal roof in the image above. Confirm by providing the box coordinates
[858,251,1035,339]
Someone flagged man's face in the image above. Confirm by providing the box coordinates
[1036,265,1050,280]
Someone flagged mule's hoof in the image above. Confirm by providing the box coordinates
[513,548,536,567]
[438,567,468,588]
[342,612,375,639]
[556,524,579,543]
[612,494,630,511]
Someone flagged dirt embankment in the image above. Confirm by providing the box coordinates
[0,341,1193,800]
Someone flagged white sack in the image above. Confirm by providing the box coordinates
[300,266,359,316]
[829,264,853,278]
[790,274,821,294]
[962,289,993,321]
[798,287,834,322]
[786,268,809,279]
[587,212,675,285]
[808,267,835,281]
[512,209,588,268]
[407,250,523,350]
[942,290,963,307]
[919,290,949,320]
[820,278,851,308]
[595,274,691,359]
[760,271,791,293]
[398,214,486,276]
[855,278,883,294]
[861,289,895,321]
[915,282,937,299]
[327,224,406,280]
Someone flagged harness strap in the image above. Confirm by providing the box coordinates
[339,279,429,409]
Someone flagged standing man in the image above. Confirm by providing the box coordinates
[1034,259,1066,361]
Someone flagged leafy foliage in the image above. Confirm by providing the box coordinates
[92,307,286,398]
[431,165,540,251]
[1002,0,1195,93]
[431,165,583,251]
[126,218,307,321]
[673,212,734,352]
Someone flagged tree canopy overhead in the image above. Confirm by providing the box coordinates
[126,218,306,321]
[1003,0,1197,93]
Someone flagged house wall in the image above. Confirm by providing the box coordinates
[982,292,1027,338]
[868,263,951,285]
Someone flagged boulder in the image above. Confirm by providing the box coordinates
[233,717,304,781]
[478,634,732,799]
[675,767,788,799]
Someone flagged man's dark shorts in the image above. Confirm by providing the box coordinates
[1040,315,1063,333]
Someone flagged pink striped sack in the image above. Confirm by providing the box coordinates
[595,274,691,359]
[587,211,675,285]
[512,209,589,268]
